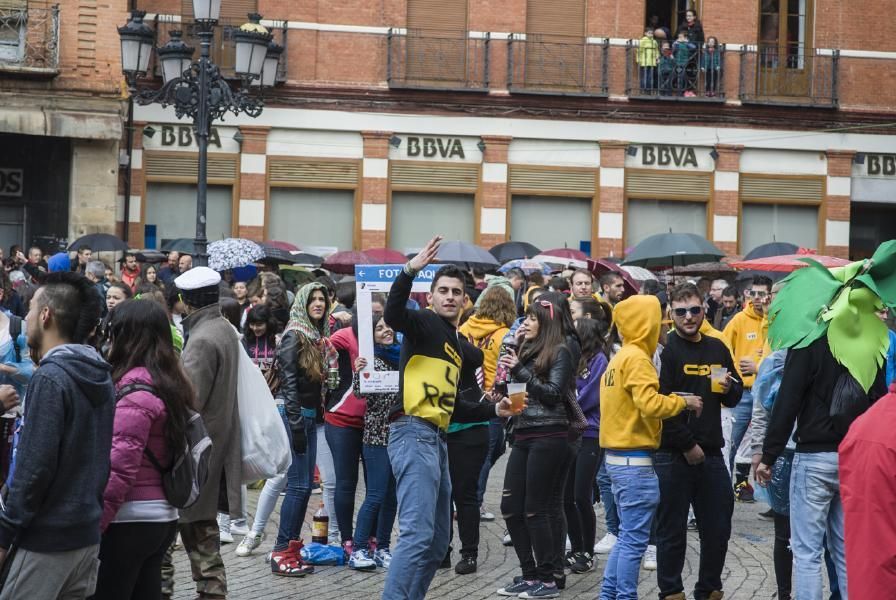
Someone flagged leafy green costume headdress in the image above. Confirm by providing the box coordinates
[767,240,896,392]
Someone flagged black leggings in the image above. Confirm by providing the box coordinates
[448,425,490,559]
[774,513,792,600]
[91,520,178,600]
[563,437,600,554]
[501,434,570,583]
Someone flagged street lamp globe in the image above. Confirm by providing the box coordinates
[118,10,155,79]
[251,41,283,88]
[192,0,222,22]
[157,31,195,85]
[233,14,272,81]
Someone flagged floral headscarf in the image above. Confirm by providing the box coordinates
[284,282,339,388]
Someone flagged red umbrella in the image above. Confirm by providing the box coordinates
[587,258,641,297]
[265,240,300,252]
[365,247,407,264]
[322,250,375,275]
[541,247,589,261]
[728,250,850,273]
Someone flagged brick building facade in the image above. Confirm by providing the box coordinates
[0,0,126,253]
[128,0,896,259]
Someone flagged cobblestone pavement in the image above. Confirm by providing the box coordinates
[171,456,799,600]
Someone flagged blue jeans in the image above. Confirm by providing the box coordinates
[728,388,754,472]
[325,422,363,543]
[597,454,620,536]
[600,462,660,600]
[789,452,848,600]
[352,443,397,550]
[274,407,317,550]
[639,66,656,91]
[476,418,505,506]
[383,417,451,600]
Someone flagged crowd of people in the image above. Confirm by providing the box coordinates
[0,234,892,600]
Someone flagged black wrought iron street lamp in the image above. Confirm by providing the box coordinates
[118,5,280,265]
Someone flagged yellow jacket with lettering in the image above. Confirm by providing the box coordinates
[600,295,687,450]
[722,302,768,388]
[459,315,509,391]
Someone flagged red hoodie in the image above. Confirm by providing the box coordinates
[326,327,366,429]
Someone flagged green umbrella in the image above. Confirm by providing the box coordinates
[622,233,725,270]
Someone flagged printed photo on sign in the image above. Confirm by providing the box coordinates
[355,264,438,394]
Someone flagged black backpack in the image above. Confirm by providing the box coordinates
[829,372,872,437]
[116,383,212,509]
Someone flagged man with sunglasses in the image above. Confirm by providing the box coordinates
[654,283,742,600]
[722,275,773,500]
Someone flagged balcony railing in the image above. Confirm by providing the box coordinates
[508,35,608,96]
[739,46,838,107]
[152,16,288,83]
[0,1,59,75]
[387,28,489,92]
[625,41,726,101]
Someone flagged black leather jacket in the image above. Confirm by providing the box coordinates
[276,330,325,434]
[511,343,574,431]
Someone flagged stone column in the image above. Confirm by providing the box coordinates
[596,141,626,258]
[69,138,119,241]
[712,144,743,255]
[823,150,853,259]
[360,131,391,249]
[479,135,512,248]
[237,126,270,241]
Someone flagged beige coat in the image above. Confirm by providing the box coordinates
[179,303,242,522]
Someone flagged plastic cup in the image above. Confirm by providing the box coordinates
[711,367,728,393]
[507,382,527,413]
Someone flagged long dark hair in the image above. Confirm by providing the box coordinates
[107,299,195,454]
[577,317,609,374]
[244,304,277,346]
[518,299,568,376]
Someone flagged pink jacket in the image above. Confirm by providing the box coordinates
[101,367,170,530]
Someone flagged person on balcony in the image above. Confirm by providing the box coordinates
[637,27,659,94]
[702,37,723,97]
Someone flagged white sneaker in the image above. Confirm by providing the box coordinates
[217,513,233,544]
[374,547,393,569]
[595,532,618,554]
[480,507,496,522]
[348,548,377,570]
[565,536,572,552]
[328,531,342,546]
[642,544,658,570]
[230,519,250,537]
[235,532,264,556]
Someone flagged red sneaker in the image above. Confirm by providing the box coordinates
[270,539,314,577]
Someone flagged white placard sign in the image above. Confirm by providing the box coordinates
[355,264,438,394]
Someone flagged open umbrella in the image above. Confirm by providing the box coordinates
[135,250,167,264]
[541,247,589,261]
[207,238,264,272]
[728,252,851,273]
[436,241,500,271]
[290,252,324,267]
[489,241,542,263]
[621,265,659,282]
[499,259,551,276]
[160,238,196,254]
[661,261,735,277]
[322,250,375,275]
[365,247,408,264]
[744,241,799,260]
[68,233,128,252]
[258,243,301,265]
[622,233,725,269]
[587,258,641,296]
[265,240,301,252]
[278,265,316,288]
[532,254,587,271]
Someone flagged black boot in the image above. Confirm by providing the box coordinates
[455,555,477,575]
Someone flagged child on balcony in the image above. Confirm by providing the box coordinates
[658,41,675,96]
[672,31,696,96]
[637,27,659,94]
[702,37,722,97]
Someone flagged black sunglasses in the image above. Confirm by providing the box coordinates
[672,306,703,318]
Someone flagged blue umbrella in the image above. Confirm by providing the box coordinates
[499,259,552,276]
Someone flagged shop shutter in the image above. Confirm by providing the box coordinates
[627,199,708,247]
[145,183,233,243]
[625,170,712,200]
[526,0,585,37]
[511,195,591,250]
[391,192,475,250]
[268,159,359,187]
[510,166,595,196]
[406,0,468,84]
[524,0,586,89]
[269,189,355,250]
[390,162,478,192]
[740,204,818,254]
[182,0,258,21]
[144,152,237,181]
[739,174,824,203]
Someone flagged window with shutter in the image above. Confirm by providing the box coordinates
[0,0,26,64]
[181,0,258,77]
[405,0,468,84]
[524,0,586,90]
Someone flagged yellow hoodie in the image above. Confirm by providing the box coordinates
[459,315,509,391]
[721,302,768,388]
[600,295,687,450]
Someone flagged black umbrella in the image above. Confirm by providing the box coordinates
[160,238,195,254]
[68,233,128,252]
[258,243,300,265]
[135,250,167,263]
[622,233,725,269]
[743,241,799,260]
[290,252,324,267]
[489,241,542,264]
[436,240,500,271]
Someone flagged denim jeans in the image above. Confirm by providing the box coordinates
[599,462,660,600]
[789,452,848,600]
[728,388,754,472]
[274,407,317,550]
[353,443,397,550]
[316,424,340,537]
[639,66,656,91]
[476,418,506,506]
[325,422,364,543]
[597,454,620,536]
[655,451,734,599]
[383,416,452,600]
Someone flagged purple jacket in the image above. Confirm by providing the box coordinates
[576,352,608,439]
[101,367,169,530]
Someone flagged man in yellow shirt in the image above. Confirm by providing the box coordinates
[598,295,702,600]
[722,275,772,500]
